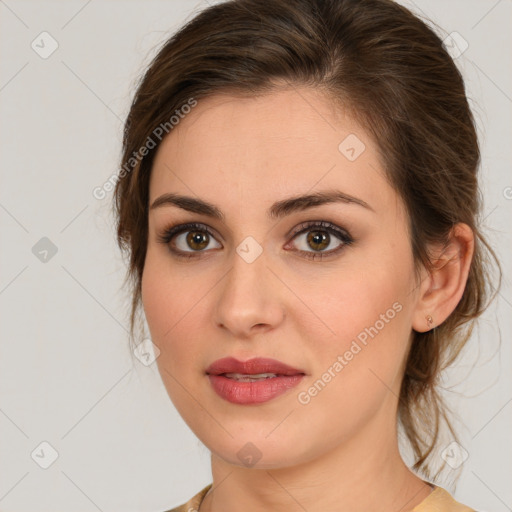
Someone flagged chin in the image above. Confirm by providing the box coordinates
[190,423,318,470]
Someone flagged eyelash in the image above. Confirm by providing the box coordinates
[156,221,354,261]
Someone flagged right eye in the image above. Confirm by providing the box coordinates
[157,222,222,259]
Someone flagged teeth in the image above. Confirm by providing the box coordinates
[224,372,277,382]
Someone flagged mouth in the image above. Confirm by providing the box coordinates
[221,372,285,382]
[206,356,305,376]
[206,357,306,404]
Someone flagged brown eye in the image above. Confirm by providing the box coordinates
[173,229,221,253]
[287,221,354,260]
[157,222,222,258]
[158,220,353,261]
[306,230,330,251]
[186,231,210,251]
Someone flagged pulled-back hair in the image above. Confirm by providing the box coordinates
[113,0,501,479]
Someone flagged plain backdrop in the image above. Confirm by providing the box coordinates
[0,1,511,511]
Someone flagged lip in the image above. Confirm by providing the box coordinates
[206,357,305,376]
[206,357,306,405]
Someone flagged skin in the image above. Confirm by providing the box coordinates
[141,85,474,511]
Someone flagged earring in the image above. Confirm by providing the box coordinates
[426,315,434,330]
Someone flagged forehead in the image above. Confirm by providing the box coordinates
[149,87,399,218]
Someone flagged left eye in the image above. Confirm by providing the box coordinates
[291,228,343,252]
[285,221,354,259]
[158,220,353,260]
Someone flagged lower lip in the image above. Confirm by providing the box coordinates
[208,374,304,404]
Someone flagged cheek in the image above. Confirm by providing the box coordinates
[141,251,207,418]
[313,259,412,341]
[292,274,413,442]
[141,248,212,375]
[299,248,416,395]
[141,252,169,343]
[141,250,185,358]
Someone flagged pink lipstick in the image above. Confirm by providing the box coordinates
[206,357,305,405]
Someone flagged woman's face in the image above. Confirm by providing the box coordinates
[142,86,424,468]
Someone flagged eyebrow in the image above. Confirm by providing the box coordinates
[149,189,375,220]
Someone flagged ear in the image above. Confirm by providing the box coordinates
[412,223,474,333]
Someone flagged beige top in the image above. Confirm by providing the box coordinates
[164,483,475,512]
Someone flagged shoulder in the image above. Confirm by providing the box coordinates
[161,484,212,512]
[161,483,477,512]
[413,485,476,512]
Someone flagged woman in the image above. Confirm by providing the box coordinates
[113,0,501,510]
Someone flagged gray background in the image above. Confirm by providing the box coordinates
[0,1,510,511]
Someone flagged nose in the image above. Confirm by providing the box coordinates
[213,247,286,339]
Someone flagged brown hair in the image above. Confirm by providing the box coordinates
[113,0,501,479]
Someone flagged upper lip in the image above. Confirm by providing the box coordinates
[206,357,305,376]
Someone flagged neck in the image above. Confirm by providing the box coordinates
[200,408,433,512]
